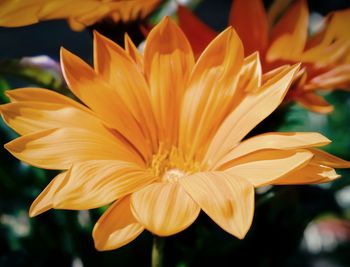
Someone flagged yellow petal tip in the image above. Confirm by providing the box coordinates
[28,209,38,218]
[29,203,47,218]
[93,29,104,41]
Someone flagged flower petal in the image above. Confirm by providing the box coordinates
[266,0,308,61]
[5,88,88,111]
[131,182,200,236]
[316,8,350,47]
[309,148,350,168]
[60,47,151,159]
[0,1,96,27]
[180,172,254,239]
[0,0,42,27]
[229,0,268,55]
[236,52,262,93]
[29,172,67,217]
[53,160,156,209]
[301,40,350,67]
[294,92,334,114]
[204,64,300,167]
[179,27,244,160]
[224,150,313,187]
[305,65,350,90]
[5,127,143,170]
[215,132,330,169]
[0,0,160,29]
[0,101,109,136]
[273,163,340,185]
[93,31,157,152]
[93,196,144,251]
[144,17,194,145]
[177,5,217,57]
[124,33,143,70]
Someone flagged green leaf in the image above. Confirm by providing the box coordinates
[0,58,63,90]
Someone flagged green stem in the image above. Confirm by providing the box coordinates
[151,236,164,267]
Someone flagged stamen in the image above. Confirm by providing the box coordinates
[150,143,201,182]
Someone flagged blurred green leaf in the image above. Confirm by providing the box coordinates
[0,58,63,90]
[0,75,10,103]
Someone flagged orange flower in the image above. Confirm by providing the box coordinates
[1,17,349,250]
[178,0,350,113]
[0,0,160,31]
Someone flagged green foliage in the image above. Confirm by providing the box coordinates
[0,59,63,91]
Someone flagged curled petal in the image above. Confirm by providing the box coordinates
[29,172,67,217]
[237,52,262,93]
[224,150,313,187]
[215,132,330,169]
[310,149,350,168]
[273,163,340,185]
[93,196,144,251]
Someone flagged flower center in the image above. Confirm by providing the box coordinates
[150,143,200,183]
[163,168,187,183]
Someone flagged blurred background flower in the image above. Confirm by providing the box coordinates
[178,0,350,114]
[0,0,160,30]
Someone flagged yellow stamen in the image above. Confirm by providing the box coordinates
[150,143,201,182]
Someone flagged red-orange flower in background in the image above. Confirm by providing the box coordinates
[1,17,349,250]
[0,0,160,31]
[178,0,350,113]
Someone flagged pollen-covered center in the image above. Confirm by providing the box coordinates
[150,143,201,183]
[163,169,186,183]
